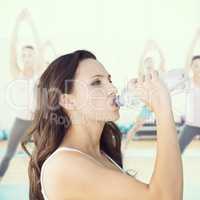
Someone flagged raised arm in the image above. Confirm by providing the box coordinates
[121,117,146,153]
[42,40,57,57]
[122,106,152,152]
[169,78,188,96]
[10,9,44,78]
[9,10,25,78]
[144,71,183,200]
[154,42,165,72]
[24,9,44,72]
[139,40,153,75]
[185,28,200,71]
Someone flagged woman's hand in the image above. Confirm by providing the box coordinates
[128,70,171,114]
[16,8,31,22]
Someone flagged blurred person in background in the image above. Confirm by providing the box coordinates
[173,28,200,153]
[0,8,45,181]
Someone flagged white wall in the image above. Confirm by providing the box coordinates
[0,0,199,128]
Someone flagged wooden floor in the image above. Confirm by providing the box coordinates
[0,140,199,199]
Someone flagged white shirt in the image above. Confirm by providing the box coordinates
[172,78,200,127]
[7,73,39,120]
[185,80,200,127]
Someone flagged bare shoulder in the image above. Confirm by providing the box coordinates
[42,150,104,199]
[42,150,156,200]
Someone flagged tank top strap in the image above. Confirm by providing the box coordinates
[57,147,125,173]
[56,147,105,165]
[58,147,124,172]
[102,152,125,173]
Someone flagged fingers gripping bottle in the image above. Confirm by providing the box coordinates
[115,69,189,108]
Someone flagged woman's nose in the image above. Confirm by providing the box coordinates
[108,83,118,96]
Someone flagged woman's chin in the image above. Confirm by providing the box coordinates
[88,108,120,122]
[106,111,120,122]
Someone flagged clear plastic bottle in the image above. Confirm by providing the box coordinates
[115,87,144,108]
[115,69,189,108]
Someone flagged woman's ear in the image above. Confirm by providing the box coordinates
[59,94,75,110]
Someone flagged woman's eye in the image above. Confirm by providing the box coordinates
[91,80,101,85]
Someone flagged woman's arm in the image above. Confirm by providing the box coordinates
[42,40,57,57]
[127,117,145,139]
[122,106,152,152]
[139,40,153,75]
[10,9,43,78]
[121,117,146,152]
[24,9,44,72]
[154,42,165,72]
[9,10,25,78]
[150,106,183,200]
[144,71,183,200]
[170,79,188,95]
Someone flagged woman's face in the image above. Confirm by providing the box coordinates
[69,59,120,123]
[144,57,154,73]
[191,59,200,76]
[21,47,36,69]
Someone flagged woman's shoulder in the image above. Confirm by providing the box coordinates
[43,148,94,175]
[42,148,106,185]
[41,149,105,199]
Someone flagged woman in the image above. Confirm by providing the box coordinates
[0,9,43,180]
[175,28,200,153]
[139,40,165,75]
[22,50,183,200]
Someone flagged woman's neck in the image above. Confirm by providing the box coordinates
[60,121,105,157]
[20,66,35,78]
[193,75,200,87]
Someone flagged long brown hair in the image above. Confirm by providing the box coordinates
[22,50,123,200]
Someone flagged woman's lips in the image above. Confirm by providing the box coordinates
[110,97,120,109]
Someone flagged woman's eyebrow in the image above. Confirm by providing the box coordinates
[91,74,111,78]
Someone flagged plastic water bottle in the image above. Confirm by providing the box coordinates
[115,86,144,108]
[115,69,189,108]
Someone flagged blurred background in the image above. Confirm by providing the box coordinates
[0,0,199,199]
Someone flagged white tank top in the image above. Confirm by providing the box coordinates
[185,80,200,127]
[40,147,125,200]
[172,79,200,127]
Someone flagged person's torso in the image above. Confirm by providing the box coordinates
[185,80,200,127]
[9,73,39,120]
